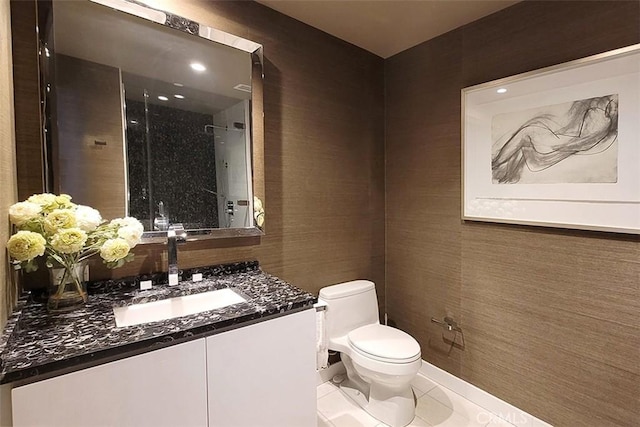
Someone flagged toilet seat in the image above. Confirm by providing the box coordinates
[348,324,421,364]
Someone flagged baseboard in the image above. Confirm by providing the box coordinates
[419,361,553,427]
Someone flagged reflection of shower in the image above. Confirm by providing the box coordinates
[210,101,250,230]
[204,123,235,228]
[204,122,245,135]
[202,187,224,197]
[125,84,226,230]
[143,89,155,227]
[203,186,231,228]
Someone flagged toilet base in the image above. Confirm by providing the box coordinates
[339,379,369,408]
[339,354,417,427]
[339,380,416,427]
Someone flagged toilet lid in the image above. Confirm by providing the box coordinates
[348,324,421,363]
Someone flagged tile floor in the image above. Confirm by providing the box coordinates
[317,373,518,427]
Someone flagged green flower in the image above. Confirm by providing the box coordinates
[100,238,130,262]
[7,231,46,261]
[28,193,75,212]
[50,228,88,254]
[44,209,77,234]
[27,193,58,206]
[54,194,73,207]
[8,193,141,272]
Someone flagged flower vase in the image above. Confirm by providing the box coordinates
[47,262,89,313]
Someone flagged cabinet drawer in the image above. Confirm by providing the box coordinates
[12,339,208,427]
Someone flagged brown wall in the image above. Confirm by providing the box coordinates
[54,55,127,221]
[1,0,18,328]
[10,0,42,201]
[385,1,640,426]
[11,0,386,301]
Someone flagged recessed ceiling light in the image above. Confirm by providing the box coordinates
[174,94,185,99]
[190,62,206,72]
[173,82,184,87]
[233,83,251,93]
[130,120,138,124]
[157,95,169,101]
[497,88,507,94]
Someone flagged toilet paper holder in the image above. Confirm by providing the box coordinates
[430,316,460,332]
[431,317,465,354]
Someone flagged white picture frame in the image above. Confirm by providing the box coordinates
[462,44,640,234]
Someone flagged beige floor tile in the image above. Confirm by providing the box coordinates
[318,389,381,427]
[318,381,339,399]
[416,394,487,427]
[411,374,438,397]
[318,411,334,427]
[427,385,492,425]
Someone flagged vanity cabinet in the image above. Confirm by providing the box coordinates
[11,309,316,427]
[12,339,208,427]
[206,308,316,427]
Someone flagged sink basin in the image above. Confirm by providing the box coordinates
[113,288,246,328]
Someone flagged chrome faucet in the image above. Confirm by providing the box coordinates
[154,201,169,231]
[167,224,186,286]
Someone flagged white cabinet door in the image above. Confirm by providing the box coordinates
[206,309,316,427]
[12,339,208,427]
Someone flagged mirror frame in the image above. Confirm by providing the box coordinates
[41,0,265,244]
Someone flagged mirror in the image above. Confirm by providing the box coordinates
[38,0,264,242]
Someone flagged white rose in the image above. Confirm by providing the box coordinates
[253,196,263,211]
[253,196,265,227]
[111,217,144,233]
[9,201,42,226]
[75,205,103,232]
[117,225,143,248]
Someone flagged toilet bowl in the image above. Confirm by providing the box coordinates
[319,280,421,427]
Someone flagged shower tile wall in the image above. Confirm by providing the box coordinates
[126,100,219,229]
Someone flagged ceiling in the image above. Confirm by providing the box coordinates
[256,0,520,58]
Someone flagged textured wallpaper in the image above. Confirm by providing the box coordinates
[0,0,17,330]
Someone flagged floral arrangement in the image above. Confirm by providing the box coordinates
[253,196,265,229]
[7,193,143,273]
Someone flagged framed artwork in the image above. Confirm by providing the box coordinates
[462,44,640,234]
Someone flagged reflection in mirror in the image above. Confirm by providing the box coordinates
[38,0,264,240]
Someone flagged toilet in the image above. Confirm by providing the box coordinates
[319,280,421,427]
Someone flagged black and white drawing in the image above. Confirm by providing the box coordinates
[491,94,619,184]
[462,45,639,233]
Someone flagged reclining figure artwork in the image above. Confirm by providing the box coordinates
[491,94,618,184]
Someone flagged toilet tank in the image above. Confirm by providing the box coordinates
[319,280,379,339]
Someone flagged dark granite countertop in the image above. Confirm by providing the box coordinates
[0,261,316,385]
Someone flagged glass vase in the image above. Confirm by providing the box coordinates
[47,262,89,313]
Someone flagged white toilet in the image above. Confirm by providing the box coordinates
[319,280,421,427]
